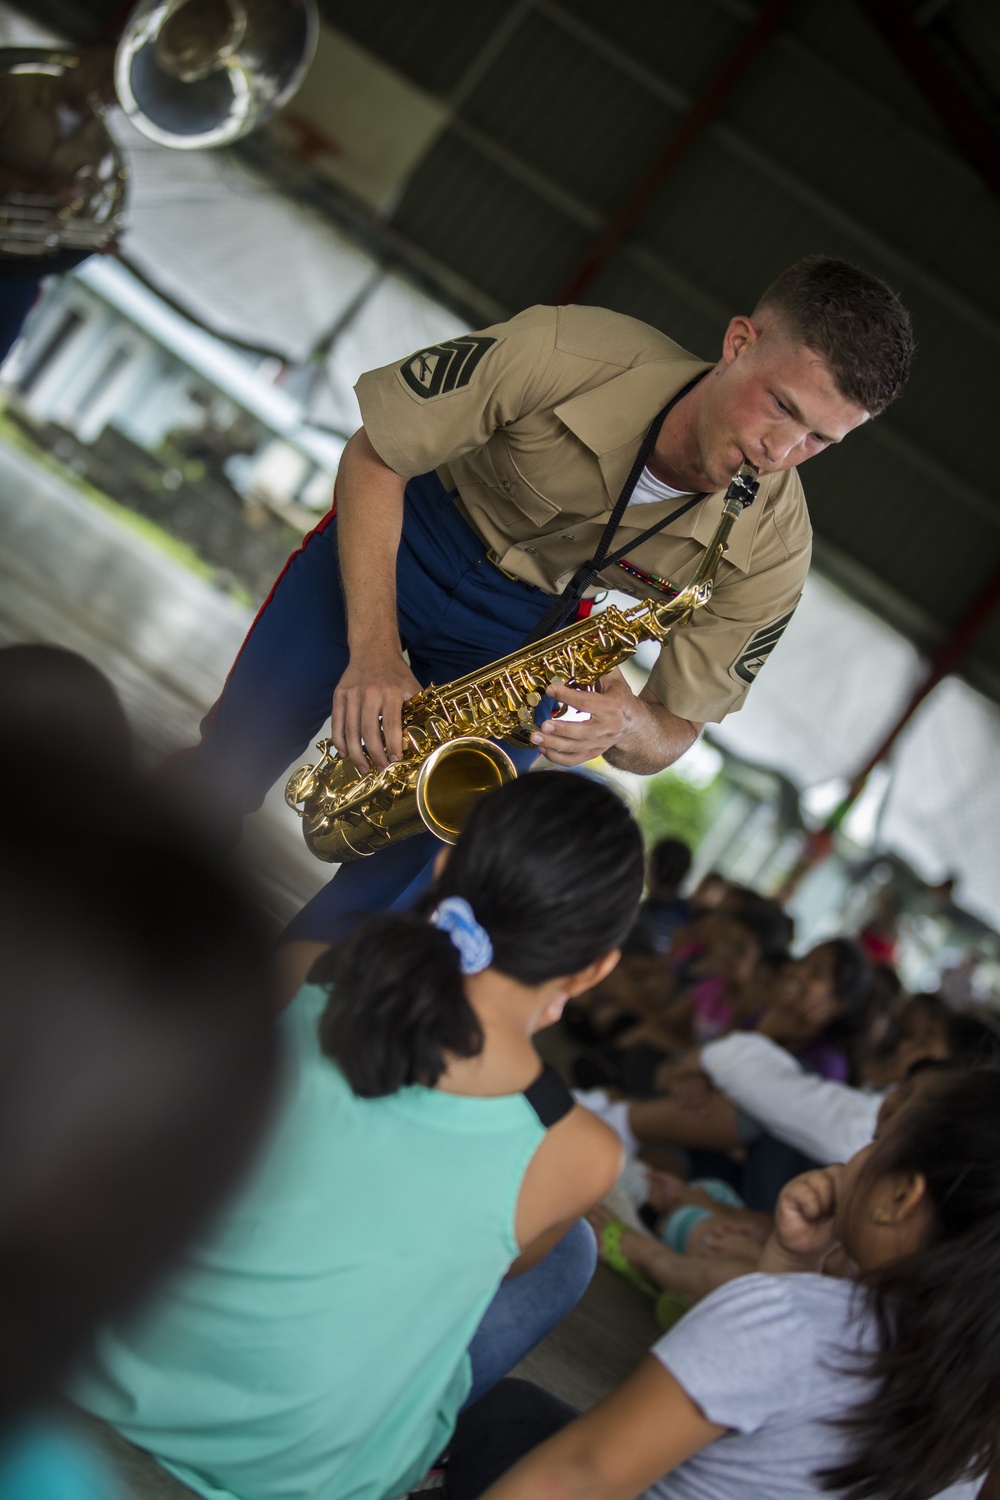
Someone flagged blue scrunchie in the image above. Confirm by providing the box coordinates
[430,896,493,975]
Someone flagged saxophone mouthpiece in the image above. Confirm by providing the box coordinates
[725,459,760,513]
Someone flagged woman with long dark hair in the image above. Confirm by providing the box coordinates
[75,771,646,1500]
[454,1065,1000,1500]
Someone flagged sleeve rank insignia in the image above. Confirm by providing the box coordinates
[732,607,797,684]
[399,335,497,399]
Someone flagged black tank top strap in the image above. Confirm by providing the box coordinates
[523,1064,574,1128]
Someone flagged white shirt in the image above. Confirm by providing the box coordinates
[700,1031,884,1164]
[627,467,694,508]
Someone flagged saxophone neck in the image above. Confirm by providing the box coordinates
[692,459,760,579]
[647,460,760,633]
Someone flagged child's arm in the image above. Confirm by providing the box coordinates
[479,1356,725,1500]
[514,1105,624,1255]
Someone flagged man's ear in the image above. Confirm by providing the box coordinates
[721,314,758,366]
[566,948,621,998]
[432,846,451,879]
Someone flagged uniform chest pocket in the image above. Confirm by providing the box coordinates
[489,440,562,526]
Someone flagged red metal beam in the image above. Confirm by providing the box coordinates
[856,0,1000,201]
[556,0,799,305]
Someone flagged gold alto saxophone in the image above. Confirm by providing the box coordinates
[286,461,759,863]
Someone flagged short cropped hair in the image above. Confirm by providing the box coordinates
[754,255,914,416]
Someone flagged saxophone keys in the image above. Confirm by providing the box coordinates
[525,691,541,707]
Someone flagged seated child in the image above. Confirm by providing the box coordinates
[453,1064,1000,1500]
[569,894,791,1090]
[576,939,874,1167]
[73,773,645,1500]
[631,837,692,954]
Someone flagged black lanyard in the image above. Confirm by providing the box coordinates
[518,371,708,647]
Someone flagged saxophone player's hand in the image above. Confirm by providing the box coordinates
[531,668,634,766]
[331,647,422,775]
[534,670,703,773]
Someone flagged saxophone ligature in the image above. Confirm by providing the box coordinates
[286,460,759,863]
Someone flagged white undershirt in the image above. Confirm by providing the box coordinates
[627,466,694,508]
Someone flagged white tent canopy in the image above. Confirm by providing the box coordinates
[711,575,1000,931]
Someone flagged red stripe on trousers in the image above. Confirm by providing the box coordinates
[192,493,339,744]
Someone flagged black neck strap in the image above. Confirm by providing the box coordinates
[518,370,708,647]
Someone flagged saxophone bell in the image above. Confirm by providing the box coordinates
[415,738,517,845]
[287,735,517,862]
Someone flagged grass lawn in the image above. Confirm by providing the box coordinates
[0,407,251,605]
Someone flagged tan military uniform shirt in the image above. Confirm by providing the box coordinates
[356,304,811,725]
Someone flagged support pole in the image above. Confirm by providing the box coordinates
[556,0,799,305]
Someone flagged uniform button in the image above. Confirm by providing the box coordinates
[523,545,537,554]
[502,480,512,492]
[562,533,575,541]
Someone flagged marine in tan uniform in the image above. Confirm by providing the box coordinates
[335,259,912,776]
[182,256,912,959]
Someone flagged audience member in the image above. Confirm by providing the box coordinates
[448,1066,1000,1500]
[592,1053,1000,1315]
[562,924,672,1050]
[697,996,1000,1165]
[568,889,790,1084]
[687,871,728,913]
[753,938,871,1083]
[0,713,279,1496]
[576,938,872,1156]
[632,837,692,953]
[0,643,132,773]
[73,773,644,1500]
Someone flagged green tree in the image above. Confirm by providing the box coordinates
[639,769,721,852]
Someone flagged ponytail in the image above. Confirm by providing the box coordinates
[316,772,645,1098]
[315,915,483,1097]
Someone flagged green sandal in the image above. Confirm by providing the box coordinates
[654,1290,692,1332]
[595,1218,661,1299]
[596,1218,693,1329]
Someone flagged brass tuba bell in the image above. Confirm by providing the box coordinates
[115,0,319,150]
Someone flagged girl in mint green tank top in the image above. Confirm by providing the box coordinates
[75,773,644,1500]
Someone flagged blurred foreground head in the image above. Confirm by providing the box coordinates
[0,713,279,1427]
[0,645,133,775]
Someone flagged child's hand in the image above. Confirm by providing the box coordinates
[773,1166,844,1263]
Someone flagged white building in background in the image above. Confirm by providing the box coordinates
[1,255,345,517]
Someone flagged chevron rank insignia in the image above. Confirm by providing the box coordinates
[399,335,497,399]
[731,607,796,684]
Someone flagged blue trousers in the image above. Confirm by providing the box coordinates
[190,472,553,943]
[464,1220,597,1409]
